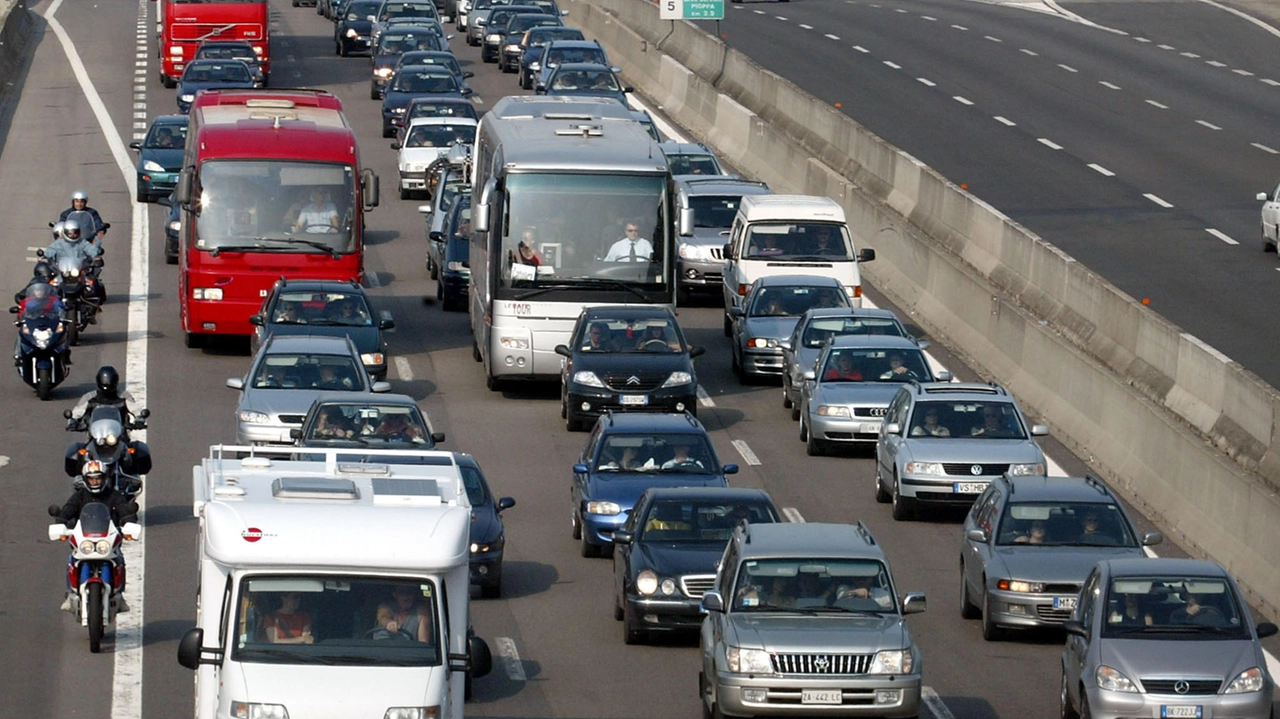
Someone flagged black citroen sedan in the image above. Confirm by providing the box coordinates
[555,305,704,432]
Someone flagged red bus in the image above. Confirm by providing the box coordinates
[174,89,380,347]
[157,0,270,88]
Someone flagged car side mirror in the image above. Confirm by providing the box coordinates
[128,141,141,151]
[965,528,988,543]
[727,306,744,318]
[1062,620,1088,638]
[468,635,493,678]
[1031,424,1050,436]
[534,83,546,93]
[689,346,705,358]
[572,463,589,474]
[612,529,633,545]
[431,432,446,444]
[177,627,214,670]
[371,381,392,393]
[554,344,572,358]
[463,71,474,78]
[379,318,395,330]
[622,86,633,94]
[802,369,816,381]
[289,428,302,439]
[496,497,515,512]
[702,590,724,613]
[901,592,926,614]
[249,314,264,327]
[857,248,876,263]
[936,370,952,382]
[1258,192,1271,202]
[1141,530,1163,546]
[461,87,474,96]
[225,377,244,390]
[883,422,901,435]
[723,463,738,475]
[1257,622,1279,639]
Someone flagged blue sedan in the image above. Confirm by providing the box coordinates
[380,65,471,137]
[128,115,187,203]
[175,60,257,113]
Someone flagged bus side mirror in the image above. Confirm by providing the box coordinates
[678,207,694,237]
[362,169,380,210]
[472,179,496,233]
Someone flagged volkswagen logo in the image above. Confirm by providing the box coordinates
[813,656,830,672]
[970,464,984,476]
[1174,681,1190,695]
[626,376,641,386]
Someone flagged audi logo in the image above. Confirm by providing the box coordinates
[867,407,888,417]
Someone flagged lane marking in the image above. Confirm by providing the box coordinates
[1146,99,1169,109]
[1058,63,1078,72]
[951,24,967,30]
[1134,37,1152,43]
[1262,78,1280,86]
[696,385,716,408]
[1181,51,1201,58]
[923,687,958,719]
[917,77,936,87]
[731,439,762,466]
[984,35,1001,42]
[1206,60,1227,67]
[1196,120,1222,130]
[0,455,9,468]
[1157,44,1175,50]
[1144,193,1174,208]
[799,23,813,29]
[1099,81,1120,90]
[824,33,840,40]
[393,356,413,381]
[852,45,869,53]
[1088,163,1115,177]
[1020,48,1038,56]
[1038,138,1063,150]
[1252,143,1279,154]
[952,96,973,105]
[494,637,526,682]
[1233,69,1255,76]
[921,15,936,21]
[884,60,901,69]
[782,507,805,523]
[994,116,1016,126]
[774,15,788,20]
[1206,228,1238,245]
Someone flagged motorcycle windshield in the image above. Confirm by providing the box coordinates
[20,285,62,322]
[55,254,87,275]
[65,209,100,235]
[78,502,112,536]
[89,406,125,443]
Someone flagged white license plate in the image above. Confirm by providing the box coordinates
[860,422,882,433]
[1161,706,1202,719]
[801,689,842,705]
[620,395,648,406]
[953,482,986,494]
[1053,596,1077,610]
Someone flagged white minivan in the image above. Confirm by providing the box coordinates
[721,195,874,334]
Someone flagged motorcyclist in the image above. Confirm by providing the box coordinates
[43,219,106,313]
[12,282,70,367]
[52,459,138,612]
[69,366,139,426]
[58,190,107,242]
[13,261,57,304]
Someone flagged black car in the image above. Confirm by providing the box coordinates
[498,12,561,72]
[393,49,474,90]
[612,487,781,644]
[517,26,583,89]
[250,278,395,379]
[381,65,471,137]
[336,0,380,55]
[555,305,704,432]
[158,193,181,264]
[193,40,266,86]
[370,26,448,99]
[457,454,516,598]
[175,60,257,113]
[479,4,544,62]
[432,194,470,311]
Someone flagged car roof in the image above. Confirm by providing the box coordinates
[907,381,1011,400]
[553,62,616,73]
[599,412,706,433]
[752,274,846,288]
[545,39,604,49]
[801,307,897,321]
[407,115,477,127]
[736,522,886,561]
[272,279,365,294]
[1101,557,1227,578]
[262,335,357,354]
[674,175,770,194]
[995,475,1118,503]
[583,304,677,320]
[826,334,923,350]
[643,486,774,502]
[150,114,189,127]
[310,391,417,408]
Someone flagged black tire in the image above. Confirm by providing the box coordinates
[960,563,981,619]
[723,313,732,337]
[622,602,645,644]
[891,475,916,521]
[436,280,444,301]
[520,72,531,90]
[790,405,800,422]
[485,373,502,392]
[614,593,624,620]
[399,186,411,200]
[799,418,808,442]
[480,577,501,599]
[160,71,176,88]
[36,367,52,401]
[66,320,79,348]
[382,124,394,138]
[571,509,582,540]
[981,592,1002,641]
[472,340,483,362]
[443,293,463,313]
[580,530,599,558]
[1079,693,1092,719]
[1265,229,1276,253]
[874,469,892,503]
[465,673,473,701]
[339,41,348,57]
[566,410,585,432]
[806,428,825,456]
[1060,671,1080,719]
[467,34,478,46]
[136,185,149,204]
[429,257,439,280]
[371,85,381,100]
[185,331,203,349]
[87,583,104,653]
[782,384,792,409]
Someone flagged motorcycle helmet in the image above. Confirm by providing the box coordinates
[51,221,64,240]
[33,261,54,283]
[96,365,120,398]
[72,189,88,203]
[62,219,82,242]
[83,460,108,495]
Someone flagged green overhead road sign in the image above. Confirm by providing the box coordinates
[659,0,723,20]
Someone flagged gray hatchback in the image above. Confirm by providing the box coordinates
[1061,558,1277,719]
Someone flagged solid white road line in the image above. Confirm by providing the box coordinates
[494,637,527,682]
[46,0,151,716]
[1144,193,1174,208]
[0,455,9,468]
[1088,164,1115,177]
[782,507,805,523]
[1206,229,1239,245]
[731,439,762,466]
[394,356,414,381]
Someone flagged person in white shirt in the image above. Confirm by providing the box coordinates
[292,188,339,234]
[603,222,652,262]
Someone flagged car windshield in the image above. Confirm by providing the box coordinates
[995,502,1137,547]
[595,433,717,473]
[232,576,442,666]
[638,499,778,543]
[549,69,618,92]
[746,222,852,260]
[145,122,188,149]
[381,2,437,18]
[405,123,476,148]
[666,153,720,176]
[1101,575,1248,639]
[576,316,685,353]
[272,291,373,327]
[302,403,432,447]
[545,47,606,66]
[688,195,746,228]
[529,28,582,46]
[407,100,478,120]
[378,32,434,54]
[819,348,930,383]
[392,71,457,93]
[184,62,252,83]
[398,53,460,74]
[732,559,896,613]
[749,286,848,317]
[908,400,1028,440]
[346,1,379,19]
[251,354,365,391]
[459,464,489,505]
[802,316,907,348]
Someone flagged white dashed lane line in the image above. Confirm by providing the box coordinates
[782,507,805,523]
[1020,48,1038,56]
[1196,120,1223,130]
[1099,81,1121,90]
[1037,138,1063,150]
[993,116,1016,126]
[1207,229,1239,245]
[1087,163,1115,177]
[1206,60,1228,67]
[1058,63,1078,73]
[393,356,413,381]
[852,45,869,53]
[917,78,936,87]
[884,60,901,70]
[1146,100,1169,109]
[950,24,967,30]
[1181,51,1201,58]
[952,96,973,106]
[1253,143,1279,154]
[495,637,527,682]
[983,35,1001,43]
[696,385,716,408]
[1144,193,1175,208]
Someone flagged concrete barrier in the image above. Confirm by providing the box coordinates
[564,0,1280,619]
[0,0,33,131]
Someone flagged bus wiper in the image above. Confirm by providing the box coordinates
[514,277,652,303]
[269,237,342,258]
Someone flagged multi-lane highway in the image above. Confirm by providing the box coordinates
[1,0,1278,718]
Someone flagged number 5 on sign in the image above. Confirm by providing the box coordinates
[660,0,683,19]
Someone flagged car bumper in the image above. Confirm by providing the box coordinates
[809,414,884,443]
[469,551,503,587]
[984,588,1077,628]
[1081,685,1273,719]
[714,673,922,718]
[566,386,698,422]
[341,35,370,49]
[897,474,992,504]
[501,49,520,66]
[137,171,179,196]
[741,348,785,376]
[679,258,724,288]
[624,594,705,631]
[440,272,469,295]
[581,512,626,547]
[235,422,299,445]
[399,170,429,190]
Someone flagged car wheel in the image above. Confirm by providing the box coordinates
[136,184,149,204]
[891,474,916,521]
[799,417,808,442]
[1265,228,1276,253]
[614,592,624,620]
[520,73,530,90]
[1060,671,1080,719]
[622,602,645,645]
[429,257,439,280]
[382,123,394,138]
[185,332,203,349]
[874,467,891,503]
[677,284,691,307]
[472,340,483,362]
[399,186,411,200]
[436,280,444,301]
[960,562,981,619]
[805,429,825,457]
[571,508,581,540]
[981,591,1003,641]
[790,404,801,422]
[722,313,732,337]
[782,381,792,408]
[700,673,713,719]
[485,373,502,392]
[1078,693,1092,719]
[580,529,600,558]
[565,412,584,432]
[370,85,381,100]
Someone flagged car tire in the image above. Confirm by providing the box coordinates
[399,186,411,200]
[370,85,381,100]
[136,185,149,204]
[185,331,203,349]
[622,602,645,645]
[782,382,792,409]
[571,508,581,540]
[580,530,600,558]
[614,593,624,620]
[382,123,393,138]
[723,313,732,337]
[1265,228,1276,253]
[480,577,501,599]
[960,562,981,619]
[799,417,808,442]
[806,429,825,457]
[874,470,892,503]
[429,257,439,280]
[1078,693,1092,719]
[891,474,916,521]
[473,340,483,362]
[339,41,348,57]
[1060,671,1080,719]
[520,73,530,90]
[566,411,585,432]
[981,591,1003,641]
[485,372,502,392]
[790,405,801,422]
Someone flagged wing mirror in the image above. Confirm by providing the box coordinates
[225,377,244,390]
[497,497,515,512]
[857,248,876,262]
[431,432,446,444]
[371,381,392,393]
[572,463,589,474]
[1031,424,1050,436]
[1141,530,1163,546]
[965,528,988,543]
[702,590,724,613]
[689,346,705,358]
[554,344,572,358]
[901,592,926,614]
[883,422,901,435]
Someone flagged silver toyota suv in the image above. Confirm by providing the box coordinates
[874,382,1048,521]
[699,522,926,719]
[673,175,770,305]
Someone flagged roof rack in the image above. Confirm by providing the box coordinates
[853,520,877,546]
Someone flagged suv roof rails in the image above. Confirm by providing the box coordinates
[853,520,876,546]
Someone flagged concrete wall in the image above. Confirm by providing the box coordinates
[0,0,30,89]
[564,0,1280,619]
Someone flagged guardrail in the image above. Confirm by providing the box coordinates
[566,0,1280,620]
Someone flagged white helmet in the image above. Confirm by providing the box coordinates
[51,221,65,239]
[62,219,82,242]
[72,190,89,202]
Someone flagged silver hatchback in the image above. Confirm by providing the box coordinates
[227,335,391,444]
[1061,558,1277,719]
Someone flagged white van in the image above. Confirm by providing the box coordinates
[178,446,492,719]
[721,195,874,331]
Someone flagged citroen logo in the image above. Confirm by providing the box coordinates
[970,464,984,476]
[813,656,830,671]
[627,376,641,386]
[1174,681,1190,695]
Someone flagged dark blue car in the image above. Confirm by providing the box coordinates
[128,114,188,203]
[159,193,181,264]
[335,0,380,56]
[176,60,257,113]
[458,454,515,598]
[381,65,471,137]
[571,412,737,558]
[536,62,632,107]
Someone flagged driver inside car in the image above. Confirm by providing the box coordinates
[373,585,432,642]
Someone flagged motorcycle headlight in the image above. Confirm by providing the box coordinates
[904,461,946,476]
[68,268,80,278]
[1095,665,1138,693]
[816,405,852,418]
[661,371,693,387]
[95,539,111,554]
[585,500,621,515]
[238,410,270,424]
[360,352,385,366]
[32,328,52,347]
[1225,667,1266,694]
[868,649,913,674]
[1008,462,1046,476]
[636,570,658,595]
[142,160,165,172]
[105,434,119,446]
[571,371,604,388]
[79,540,95,553]
[725,646,773,674]
[230,702,290,719]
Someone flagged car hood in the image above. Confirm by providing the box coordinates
[238,662,441,712]
[239,388,339,418]
[139,147,185,172]
[344,19,373,31]
[265,324,381,354]
[180,79,256,95]
[400,146,448,165]
[586,474,728,507]
[470,505,502,544]
[902,437,1044,463]
[811,382,903,407]
[571,350,693,376]
[384,91,457,112]
[1101,638,1261,686]
[743,316,801,340]
[634,541,725,578]
[989,545,1145,585]
[727,613,907,653]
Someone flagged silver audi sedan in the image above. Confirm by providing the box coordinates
[780,307,912,421]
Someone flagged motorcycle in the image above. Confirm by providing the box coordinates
[9,290,70,400]
[64,406,151,497]
[47,501,140,653]
[45,253,103,346]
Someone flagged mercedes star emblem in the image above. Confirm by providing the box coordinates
[1174,681,1190,695]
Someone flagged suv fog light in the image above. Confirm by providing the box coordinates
[742,689,767,703]
[875,690,900,705]
[581,402,591,411]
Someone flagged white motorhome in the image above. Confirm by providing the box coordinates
[721,195,875,331]
[178,446,492,719]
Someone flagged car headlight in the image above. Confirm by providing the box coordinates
[1095,665,1138,693]
[904,461,945,476]
[486,33,501,42]
[346,27,359,37]
[585,500,621,515]
[230,702,290,719]
[529,61,540,71]
[376,67,393,77]
[504,43,520,52]
[572,371,604,388]
[1225,667,1266,694]
[383,708,439,719]
[446,261,468,272]
[868,649,913,674]
[392,107,406,114]
[238,410,270,424]
[816,405,851,418]
[678,243,708,260]
[142,160,165,172]
[180,94,195,102]
[636,570,658,595]
[192,287,223,300]
[1007,462,1046,476]
[746,337,778,349]
[661,371,693,387]
[361,352,385,366]
[725,646,773,674]
[470,536,503,554]
[168,220,181,232]
[996,580,1043,593]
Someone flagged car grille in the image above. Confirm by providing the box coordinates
[942,463,1009,476]
[680,574,716,598]
[278,414,306,425]
[1034,606,1074,624]
[772,653,873,675]
[1141,679,1222,695]
[601,371,668,392]
[853,407,888,418]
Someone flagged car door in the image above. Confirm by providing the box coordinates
[703,543,739,691]
[964,487,1001,599]
[1063,567,1100,702]
[1264,180,1280,242]
[614,495,646,603]
[722,218,745,313]
[877,390,910,483]
[572,423,602,515]
[781,316,803,392]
